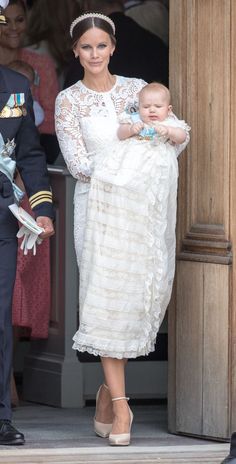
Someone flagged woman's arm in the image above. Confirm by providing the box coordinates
[20,49,59,135]
[55,91,92,182]
[36,54,59,134]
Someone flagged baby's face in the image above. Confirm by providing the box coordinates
[139,89,171,124]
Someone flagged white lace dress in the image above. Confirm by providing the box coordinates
[55,76,190,359]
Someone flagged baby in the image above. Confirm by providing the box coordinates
[118,82,187,146]
[93,82,190,190]
[8,60,44,127]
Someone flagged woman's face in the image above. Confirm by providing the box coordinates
[0,3,26,50]
[73,27,115,77]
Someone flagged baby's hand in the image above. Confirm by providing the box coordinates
[155,124,169,137]
[130,121,144,135]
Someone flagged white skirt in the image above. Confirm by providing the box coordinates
[73,139,179,358]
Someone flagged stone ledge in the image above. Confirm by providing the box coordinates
[0,444,229,464]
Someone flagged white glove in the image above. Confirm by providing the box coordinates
[17,225,43,256]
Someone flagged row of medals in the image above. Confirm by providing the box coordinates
[0,93,26,118]
[0,105,26,118]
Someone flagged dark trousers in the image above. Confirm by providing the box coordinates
[0,237,17,420]
[0,174,18,420]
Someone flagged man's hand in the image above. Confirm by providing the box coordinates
[36,216,54,239]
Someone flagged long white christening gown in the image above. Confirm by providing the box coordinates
[55,76,190,359]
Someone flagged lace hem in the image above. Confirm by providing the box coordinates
[72,339,156,359]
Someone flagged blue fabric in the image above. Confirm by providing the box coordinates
[0,133,24,203]
[139,126,156,139]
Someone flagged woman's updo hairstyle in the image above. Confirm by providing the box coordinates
[70,12,116,48]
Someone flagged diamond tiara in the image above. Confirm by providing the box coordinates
[70,13,116,38]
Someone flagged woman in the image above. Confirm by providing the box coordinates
[0,0,59,162]
[55,13,189,446]
[25,0,81,89]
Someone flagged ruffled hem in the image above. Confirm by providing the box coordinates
[72,337,156,359]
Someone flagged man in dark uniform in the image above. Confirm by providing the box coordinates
[0,0,54,445]
[221,433,236,463]
[64,0,168,88]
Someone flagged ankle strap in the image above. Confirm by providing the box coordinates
[103,383,109,390]
[112,396,129,402]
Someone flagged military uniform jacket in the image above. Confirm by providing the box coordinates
[0,65,53,238]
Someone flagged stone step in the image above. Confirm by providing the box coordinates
[0,444,229,464]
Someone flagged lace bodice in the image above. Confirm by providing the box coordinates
[55,75,146,192]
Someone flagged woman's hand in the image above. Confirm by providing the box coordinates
[78,173,91,183]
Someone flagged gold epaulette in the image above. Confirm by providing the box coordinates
[29,190,53,209]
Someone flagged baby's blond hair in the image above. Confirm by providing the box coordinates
[139,82,171,105]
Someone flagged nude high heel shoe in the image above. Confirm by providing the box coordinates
[109,396,133,446]
[94,384,113,438]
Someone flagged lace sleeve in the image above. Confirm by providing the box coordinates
[164,113,191,158]
[55,91,93,181]
[175,119,191,158]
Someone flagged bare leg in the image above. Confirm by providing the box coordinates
[94,383,113,424]
[101,357,130,434]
